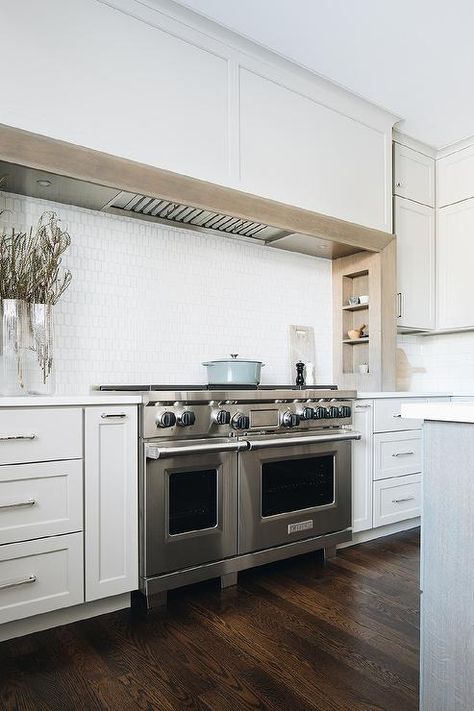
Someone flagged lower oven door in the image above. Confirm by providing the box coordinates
[239,433,356,555]
[144,440,242,576]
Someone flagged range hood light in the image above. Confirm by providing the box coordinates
[36,179,52,187]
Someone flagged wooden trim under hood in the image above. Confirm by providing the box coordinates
[0,124,393,256]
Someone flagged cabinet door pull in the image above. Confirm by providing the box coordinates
[0,498,36,510]
[0,574,37,591]
[392,414,402,418]
[0,434,37,442]
[355,404,371,409]
[392,451,415,457]
[397,292,402,318]
[101,413,126,419]
[392,496,415,504]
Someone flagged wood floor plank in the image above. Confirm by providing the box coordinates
[0,528,420,711]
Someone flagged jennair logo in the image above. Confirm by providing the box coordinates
[288,520,313,534]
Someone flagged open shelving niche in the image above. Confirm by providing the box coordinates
[332,243,396,392]
[342,270,370,375]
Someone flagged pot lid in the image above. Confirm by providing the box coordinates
[202,354,264,365]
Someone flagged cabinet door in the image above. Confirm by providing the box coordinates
[394,197,435,330]
[352,401,374,532]
[437,145,474,207]
[437,199,474,329]
[394,143,435,207]
[85,406,138,601]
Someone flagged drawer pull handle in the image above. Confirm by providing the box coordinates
[392,496,415,504]
[392,414,402,418]
[0,574,37,591]
[101,413,126,419]
[392,451,415,457]
[355,404,371,409]
[0,434,37,441]
[0,498,36,510]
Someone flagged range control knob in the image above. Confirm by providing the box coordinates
[339,405,352,418]
[328,406,340,419]
[314,406,328,420]
[156,411,176,428]
[300,406,314,421]
[215,409,231,426]
[177,410,196,427]
[231,412,250,430]
[281,411,300,428]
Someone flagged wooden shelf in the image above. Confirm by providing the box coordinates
[342,337,369,344]
[342,303,369,312]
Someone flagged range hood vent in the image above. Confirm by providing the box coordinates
[106,191,289,242]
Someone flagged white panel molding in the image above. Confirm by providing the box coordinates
[393,130,437,159]
[101,0,398,131]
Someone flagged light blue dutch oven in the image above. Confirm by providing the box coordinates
[202,354,265,385]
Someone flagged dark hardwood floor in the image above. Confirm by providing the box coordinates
[0,529,420,711]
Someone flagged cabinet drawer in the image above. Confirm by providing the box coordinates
[0,461,82,545]
[0,408,82,465]
[374,398,427,432]
[374,431,422,480]
[373,474,421,528]
[0,533,83,624]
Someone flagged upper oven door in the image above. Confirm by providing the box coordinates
[238,433,354,555]
[144,440,241,576]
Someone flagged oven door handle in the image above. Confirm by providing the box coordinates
[146,440,247,459]
[247,431,362,451]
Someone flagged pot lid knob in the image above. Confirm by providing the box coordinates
[230,353,238,359]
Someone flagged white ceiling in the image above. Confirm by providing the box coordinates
[176,0,474,149]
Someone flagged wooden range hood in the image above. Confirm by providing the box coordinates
[0,124,393,259]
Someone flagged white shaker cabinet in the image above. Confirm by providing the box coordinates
[394,197,435,330]
[437,144,474,207]
[352,401,374,532]
[85,406,138,602]
[393,143,435,207]
[437,199,474,329]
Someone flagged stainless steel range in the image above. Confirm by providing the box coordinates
[100,384,360,607]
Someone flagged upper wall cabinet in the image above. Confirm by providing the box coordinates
[394,197,435,330]
[239,68,392,231]
[394,143,435,207]
[1,0,396,233]
[437,199,474,329]
[437,146,474,207]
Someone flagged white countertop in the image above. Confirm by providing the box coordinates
[402,402,474,424]
[0,394,143,407]
[357,391,450,399]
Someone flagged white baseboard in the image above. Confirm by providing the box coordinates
[0,593,131,643]
[338,517,421,548]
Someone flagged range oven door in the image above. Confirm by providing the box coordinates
[238,432,359,555]
[144,439,243,576]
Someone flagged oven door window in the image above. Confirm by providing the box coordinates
[261,455,334,517]
[168,468,218,535]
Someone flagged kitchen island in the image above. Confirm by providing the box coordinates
[402,403,474,711]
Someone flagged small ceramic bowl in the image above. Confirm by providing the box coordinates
[359,295,369,305]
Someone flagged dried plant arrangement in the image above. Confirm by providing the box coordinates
[0,210,72,394]
[0,211,72,304]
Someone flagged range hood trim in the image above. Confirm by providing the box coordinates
[0,123,394,256]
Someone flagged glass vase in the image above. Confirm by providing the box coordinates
[26,303,56,395]
[0,298,28,396]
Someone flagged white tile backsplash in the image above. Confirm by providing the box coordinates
[0,192,333,394]
[397,332,474,392]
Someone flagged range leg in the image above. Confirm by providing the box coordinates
[324,545,337,563]
[220,572,238,589]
